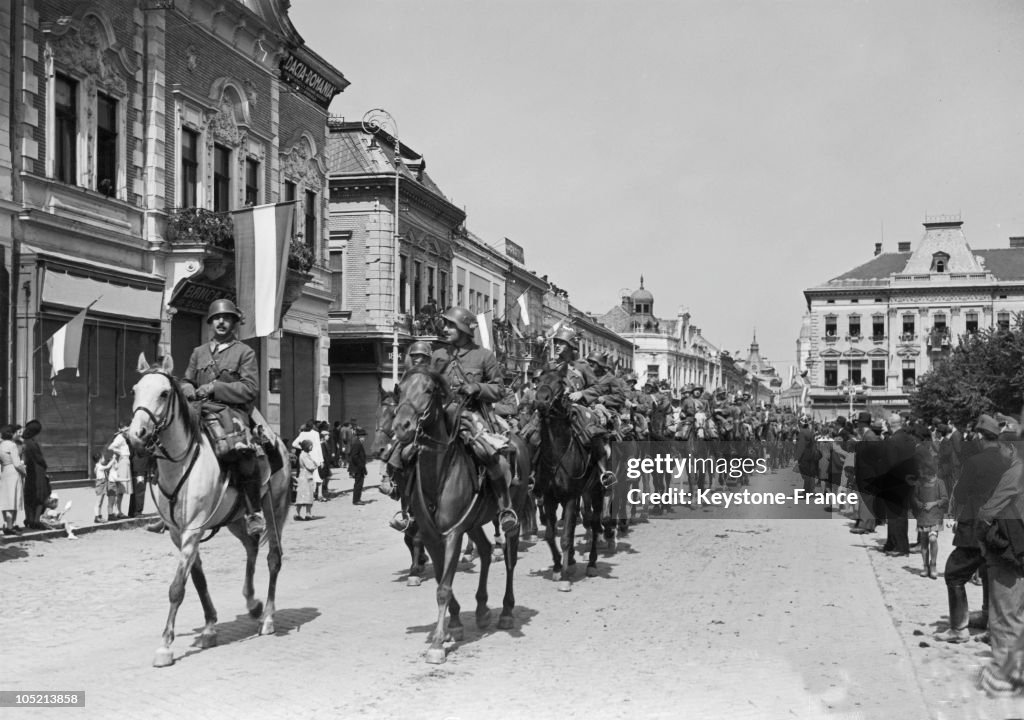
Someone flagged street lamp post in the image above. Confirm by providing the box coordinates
[362,109,401,386]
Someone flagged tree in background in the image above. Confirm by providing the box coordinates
[910,314,1024,428]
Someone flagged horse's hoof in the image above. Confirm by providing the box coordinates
[248,601,264,619]
[557,580,572,592]
[605,539,616,554]
[407,575,422,587]
[586,565,599,578]
[259,618,275,636]
[198,632,218,649]
[492,548,504,561]
[476,609,492,628]
[153,648,175,667]
[497,615,514,630]
[425,648,447,664]
[448,626,464,642]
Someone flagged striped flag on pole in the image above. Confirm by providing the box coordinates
[46,300,98,378]
[475,311,493,350]
[233,202,295,340]
[516,292,530,326]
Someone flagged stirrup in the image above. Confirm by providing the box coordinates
[599,471,617,489]
[389,512,411,533]
[498,509,519,534]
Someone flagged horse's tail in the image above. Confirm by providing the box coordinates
[260,436,293,548]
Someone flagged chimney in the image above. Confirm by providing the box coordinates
[898,241,911,252]
[874,242,882,256]
[1010,237,1024,249]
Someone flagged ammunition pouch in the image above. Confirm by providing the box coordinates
[201,407,251,461]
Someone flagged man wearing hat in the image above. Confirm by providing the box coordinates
[406,340,433,370]
[337,419,356,470]
[348,426,368,505]
[935,414,1006,644]
[181,298,265,535]
[879,413,919,556]
[678,384,709,441]
[851,411,884,534]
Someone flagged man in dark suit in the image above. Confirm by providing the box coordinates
[880,413,919,556]
[851,411,884,534]
[348,427,368,505]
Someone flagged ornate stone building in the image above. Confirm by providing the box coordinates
[802,217,1024,413]
[4,0,346,477]
[598,279,721,390]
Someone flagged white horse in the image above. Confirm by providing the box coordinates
[127,353,291,667]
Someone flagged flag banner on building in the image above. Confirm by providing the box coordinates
[233,202,295,340]
[45,299,99,379]
[516,292,530,327]
[475,311,493,350]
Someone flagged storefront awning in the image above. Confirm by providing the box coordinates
[42,269,164,321]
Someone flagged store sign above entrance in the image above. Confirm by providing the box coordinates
[279,52,340,109]
[170,281,237,315]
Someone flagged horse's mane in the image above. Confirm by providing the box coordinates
[401,365,450,401]
[142,368,200,437]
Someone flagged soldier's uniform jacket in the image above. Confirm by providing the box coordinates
[681,395,709,421]
[549,359,598,394]
[582,371,626,409]
[431,342,504,406]
[183,339,258,411]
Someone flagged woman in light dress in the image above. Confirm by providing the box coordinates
[0,424,26,535]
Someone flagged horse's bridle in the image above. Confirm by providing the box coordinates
[131,370,199,463]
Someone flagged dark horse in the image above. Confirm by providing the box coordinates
[127,354,291,667]
[533,367,608,591]
[391,367,527,664]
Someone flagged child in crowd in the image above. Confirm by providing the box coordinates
[93,452,114,523]
[911,471,948,579]
[294,439,317,521]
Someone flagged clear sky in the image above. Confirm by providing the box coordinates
[290,0,1024,375]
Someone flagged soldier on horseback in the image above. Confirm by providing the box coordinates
[430,307,519,534]
[678,383,710,440]
[181,298,266,536]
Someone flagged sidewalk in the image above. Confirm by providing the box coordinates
[0,460,385,544]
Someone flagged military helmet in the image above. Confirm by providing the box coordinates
[585,350,606,368]
[552,326,578,345]
[440,307,477,337]
[408,340,433,359]
[206,298,242,324]
[683,383,695,393]
[693,383,705,393]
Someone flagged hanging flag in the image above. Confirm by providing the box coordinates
[516,292,530,327]
[46,300,98,378]
[233,202,296,340]
[475,311,493,350]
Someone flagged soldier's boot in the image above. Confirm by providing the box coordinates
[485,457,518,534]
[237,451,265,537]
[934,585,970,643]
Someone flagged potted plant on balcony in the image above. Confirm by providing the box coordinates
[281,238,315,314]
[166,208,235,249]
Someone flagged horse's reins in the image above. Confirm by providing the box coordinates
[537,377,594,486]
[136,371,232,534]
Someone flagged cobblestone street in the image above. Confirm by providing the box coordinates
[1,466,1019,719]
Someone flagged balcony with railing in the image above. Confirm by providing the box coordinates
[927,327,951,352]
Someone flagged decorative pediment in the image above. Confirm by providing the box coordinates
[819,348,842,358]
[280,132,326,186]
[841,348,867,358]
[46,7,135,96]
[867,347,889,357]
